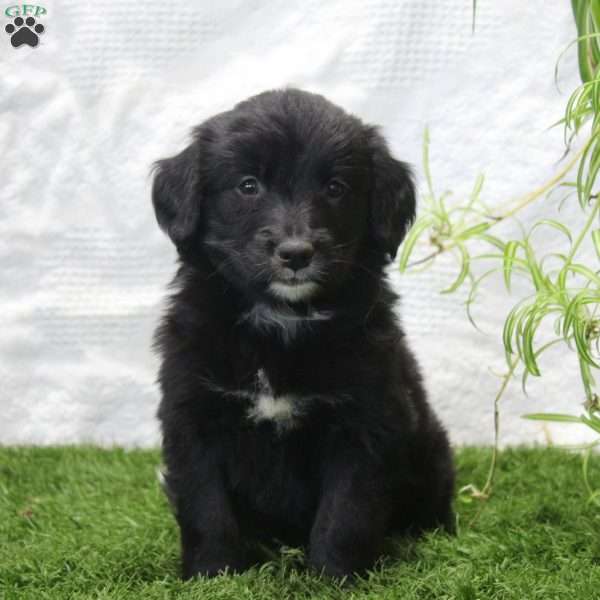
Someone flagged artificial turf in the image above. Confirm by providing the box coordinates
[1,446,599,599]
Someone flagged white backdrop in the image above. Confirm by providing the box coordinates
[1,0,594,446]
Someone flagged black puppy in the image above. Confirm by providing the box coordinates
[152,88,454,580]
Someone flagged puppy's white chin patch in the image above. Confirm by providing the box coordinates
[269,281,319,302]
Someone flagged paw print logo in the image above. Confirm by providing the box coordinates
[5,16,45,48]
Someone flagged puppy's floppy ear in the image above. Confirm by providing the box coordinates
[368,130,416,261]
[151,144,201,251]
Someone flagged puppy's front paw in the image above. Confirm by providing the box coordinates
[182,545,252,579]
[307,546,367,580]
[182,560,243,580]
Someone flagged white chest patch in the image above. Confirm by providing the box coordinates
[248,393,296,423]
[246,368,301,429]
[196,369,345,433]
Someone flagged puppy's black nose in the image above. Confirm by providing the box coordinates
[276,239,314,271]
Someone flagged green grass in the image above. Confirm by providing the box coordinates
[1,447,600,599]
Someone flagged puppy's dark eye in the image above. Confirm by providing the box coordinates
[326,179,348,199]
[238,177,260,196]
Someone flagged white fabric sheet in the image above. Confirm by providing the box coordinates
[1,0,594,446]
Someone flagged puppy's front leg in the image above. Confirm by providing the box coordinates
[308,454,389,578]
[162,432,247,579]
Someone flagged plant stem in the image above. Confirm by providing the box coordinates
[567,195,600,402]
[466,355,520,529]
[565,193,600,264]
[481,355,520,498]
[498,146,586,221]
[405,144,586,269]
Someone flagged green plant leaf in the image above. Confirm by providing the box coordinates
[522,412,583,423]
[565,264,600,287]
[503,241,520,292]
[479,233,505,251]
[456,222,490,241]
[592,229,600,260]
[398,217,433,272]
[442,244,470,294]
[529,219,574,245]
[581,414,600,434]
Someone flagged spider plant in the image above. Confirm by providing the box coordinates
[400,0,600,502]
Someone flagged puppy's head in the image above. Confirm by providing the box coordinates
[152,89,415,304]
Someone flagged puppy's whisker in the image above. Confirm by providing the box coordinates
[328,236,361,252]
[330,258,381,281]
[206,254,242,280]
[250,262,272,283]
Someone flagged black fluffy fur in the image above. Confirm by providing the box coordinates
[151,89,454,580]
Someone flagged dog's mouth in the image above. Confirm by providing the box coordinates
[268,279,321,303]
